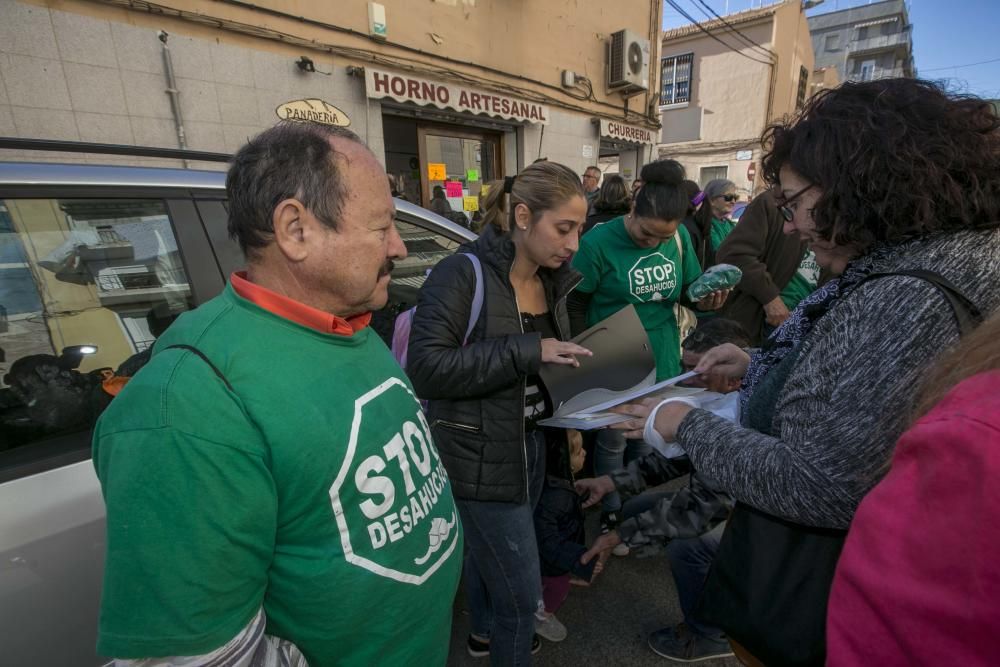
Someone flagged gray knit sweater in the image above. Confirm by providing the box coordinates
[677,229,1000,529]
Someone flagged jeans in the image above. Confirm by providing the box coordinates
[541,574,571,614]
[457,429,546,666]
[594,429,652,513]
[666,520,727,641]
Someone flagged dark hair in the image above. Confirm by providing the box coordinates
[429,197,452,216]
[761,79,1000,252]
[633,159,689,223]
[594,174,631,212]
[682,317,751,353]
[480,161,585,233]
[681,179,701,204]
[226,122,364,256]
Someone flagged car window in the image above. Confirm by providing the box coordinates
[0,198,194,456]
[369,215,464,346]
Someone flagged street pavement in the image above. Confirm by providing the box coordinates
[446,477,742,667]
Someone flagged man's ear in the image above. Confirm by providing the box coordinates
[272,198,310,262]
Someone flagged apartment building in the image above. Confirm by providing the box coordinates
[808,0,915,83]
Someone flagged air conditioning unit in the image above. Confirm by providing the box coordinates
[607,29,650,95]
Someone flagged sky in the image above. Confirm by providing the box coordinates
[662,0,1000,99]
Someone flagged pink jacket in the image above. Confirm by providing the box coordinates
[827,370,1000,666]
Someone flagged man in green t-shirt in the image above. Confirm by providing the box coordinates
[93,123,462,666]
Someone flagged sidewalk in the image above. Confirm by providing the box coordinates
[446,497,741,667]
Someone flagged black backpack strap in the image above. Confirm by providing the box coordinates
[860,269,983,335]
[163,344,233,392]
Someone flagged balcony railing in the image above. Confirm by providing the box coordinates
[849,31,911,54]
[856,66,907,82]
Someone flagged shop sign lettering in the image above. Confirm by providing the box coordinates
[366,68,549,125]
[599,119,656,145]
[276,99,351,126]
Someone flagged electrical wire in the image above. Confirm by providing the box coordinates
[690,0,775,62]
[663,0,773,67]
[920,56,1000,73]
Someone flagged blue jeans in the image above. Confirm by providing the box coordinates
[457,429,546,666]
[666,520,727,641]
[594,429,652,513]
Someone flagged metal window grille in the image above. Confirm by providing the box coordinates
[660,53,694,105]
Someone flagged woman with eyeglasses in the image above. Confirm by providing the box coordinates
[684,178,739,270]
[568,158,729,553]
[592,79,1000,665]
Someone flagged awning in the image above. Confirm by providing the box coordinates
[854,16,898,28]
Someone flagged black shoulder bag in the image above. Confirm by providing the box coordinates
[695,269,982,667]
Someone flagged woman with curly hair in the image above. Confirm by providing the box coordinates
[583,78,1000,664]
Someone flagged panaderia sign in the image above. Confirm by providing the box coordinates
[365,68,550,125]
[599,119,656,145]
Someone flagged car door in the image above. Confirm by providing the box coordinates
[0,188,225,666]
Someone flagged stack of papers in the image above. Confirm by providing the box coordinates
[536,305,704,430]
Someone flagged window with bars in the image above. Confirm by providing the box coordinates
[660,53,694,105]
[796,66,809,110]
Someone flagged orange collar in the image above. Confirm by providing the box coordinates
[230,271,371,336]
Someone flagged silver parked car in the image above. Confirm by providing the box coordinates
[0,139,476,666]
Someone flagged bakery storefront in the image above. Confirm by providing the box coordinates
[364,68,549,215]
[597,119,658,184]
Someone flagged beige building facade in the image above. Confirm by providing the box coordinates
[0,0,664,206]
[657,0,814,195]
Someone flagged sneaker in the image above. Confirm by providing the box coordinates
[647,624,734,663]
[534,612,568,642]
[466,634,542,658]
[600,511,631,556]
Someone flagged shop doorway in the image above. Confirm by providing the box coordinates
[381,114,503,226]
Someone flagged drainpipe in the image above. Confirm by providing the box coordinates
[158,31,189,168]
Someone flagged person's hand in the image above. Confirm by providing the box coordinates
[540,338,592,367]
[763,296,791,327]
[694,288,731,311]
[693,343,751,379]
[574,475,615,509]
[609,397,659,439]
[581,530,621,566]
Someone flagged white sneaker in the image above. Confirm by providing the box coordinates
[534,612,568,642]
[612,542,631,557]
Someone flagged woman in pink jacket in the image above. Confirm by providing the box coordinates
[827,309,1000,666]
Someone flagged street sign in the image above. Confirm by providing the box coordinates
[746,163,756,182]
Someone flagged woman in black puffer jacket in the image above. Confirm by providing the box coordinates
[407,161,591,666]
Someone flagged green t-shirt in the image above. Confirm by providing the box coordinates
[709,217,736,253]
[93,283,462,665]
[573,216,702,380]
[780,249,821,310]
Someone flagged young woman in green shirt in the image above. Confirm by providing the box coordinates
[568,159,729,542]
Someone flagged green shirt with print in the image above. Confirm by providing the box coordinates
[709,217,736,253]
[93,283,462,666]
[780,248,821,310]
[573,216,702,380]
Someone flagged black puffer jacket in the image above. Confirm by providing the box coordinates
[407,224,580,503]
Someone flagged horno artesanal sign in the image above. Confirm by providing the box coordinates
[365,68,550,125]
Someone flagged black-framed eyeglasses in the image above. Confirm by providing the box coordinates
[777,184,814,222]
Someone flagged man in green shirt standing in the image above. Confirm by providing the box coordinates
[93,123,462,666]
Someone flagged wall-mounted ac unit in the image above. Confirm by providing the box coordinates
[607,29,650,95]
